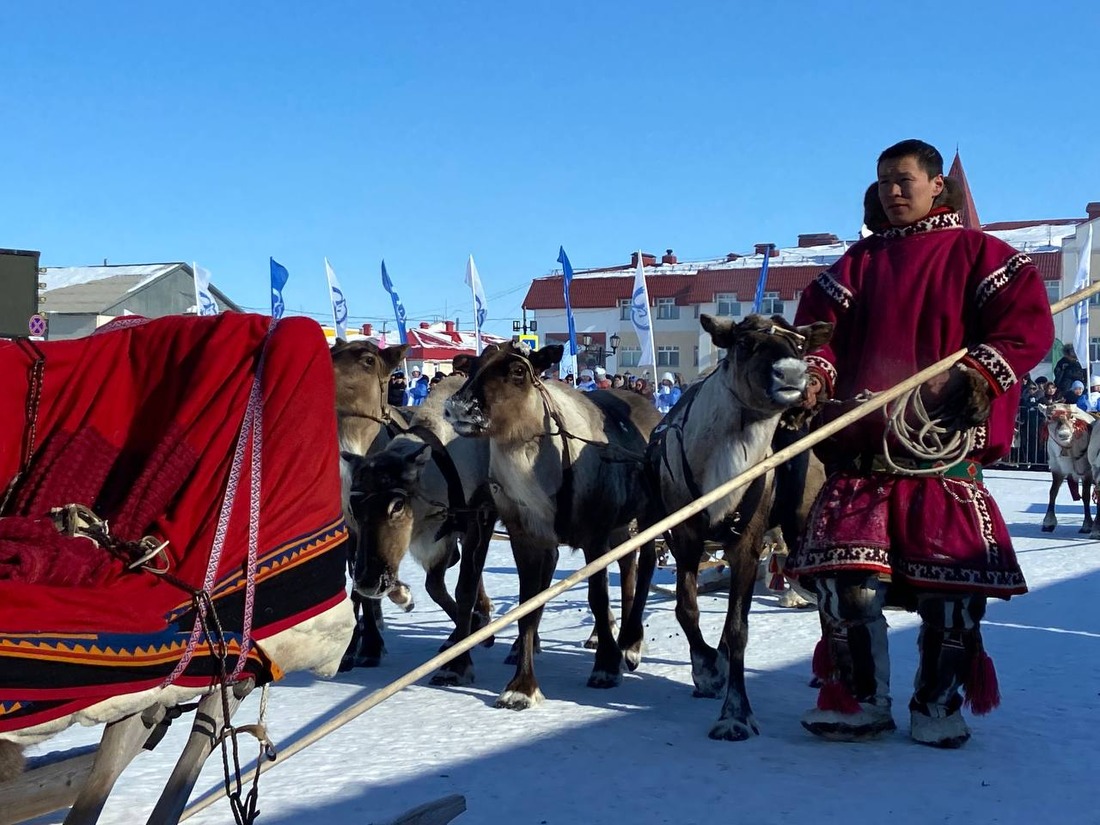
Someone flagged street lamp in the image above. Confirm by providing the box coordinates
[580,332,621,367]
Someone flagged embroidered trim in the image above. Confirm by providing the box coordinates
[975,253,1032,309]
[964,345,1016,395]
[806,355,837,396]
[785,544,893,577]
[813,269,853,311]
[881,210,963,239]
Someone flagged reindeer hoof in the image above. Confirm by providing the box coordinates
[708,716,760,741]
[623,647,642,672]
[431,667,475,687]
[582,635,599,650]
[1080,525,1093,534]
[586,669,622,689]
[1040,524,1056,533]
[495,688,544,710]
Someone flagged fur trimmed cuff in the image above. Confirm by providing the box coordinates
[962,345,1016,397]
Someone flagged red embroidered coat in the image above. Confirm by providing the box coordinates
[785,211,1054,598]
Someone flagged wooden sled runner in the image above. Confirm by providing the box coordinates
[0,314,355,824]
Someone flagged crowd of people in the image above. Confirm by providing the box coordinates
[387,360,690,413]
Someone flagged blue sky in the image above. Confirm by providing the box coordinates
[3,1,1097,340]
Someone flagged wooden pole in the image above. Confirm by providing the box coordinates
[182,277,1100,821]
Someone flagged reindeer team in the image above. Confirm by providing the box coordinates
[335,312,841,740]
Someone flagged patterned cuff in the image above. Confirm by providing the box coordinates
[806,355,836,397]
[963,345,1016,396]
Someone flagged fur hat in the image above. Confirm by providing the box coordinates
[661,372,675,384]
[1071,380,1085,391]
[579,369,594,379]
[594,366,607,378]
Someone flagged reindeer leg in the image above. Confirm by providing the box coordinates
[673,529,723,698]
[497,543,556,710]
[1041,474,1061,532]
[619,528,657,672]
[427,546,461,652]
[585,538,625,689]
[341,593,386,670]
[434,512,495,685]
[1081,477,1093,534]
[710,525,766,741]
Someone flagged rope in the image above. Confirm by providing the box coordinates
[879,385,975,475]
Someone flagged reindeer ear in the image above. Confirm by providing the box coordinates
[700,313,737,349]
[530,344,564,373]
[452,354,475,375]
[382,344,409,373]
[798,321,834,353]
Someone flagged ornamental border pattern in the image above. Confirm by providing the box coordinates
[974,253,1032,310]
[968,344,1017,394]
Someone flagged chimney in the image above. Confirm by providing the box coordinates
[444,319,456,333]
[661,248,678,265]
[360,323,372,336]
[725,252,741,262]
[754,243,779,257]
[1088,202,1100,221]
[797,233,840,248]
[630,251,659,268]
[419,321,430,329]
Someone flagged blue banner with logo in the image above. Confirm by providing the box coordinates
[270,257,289,320]
[557,246,579,357]
[381,259,409,345]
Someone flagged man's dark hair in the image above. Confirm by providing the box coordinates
[878,139,944,179]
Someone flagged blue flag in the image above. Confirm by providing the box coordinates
[270,257,289,320]
[381,260,408,344]
[751,245,773,314]
[557,246,579,356]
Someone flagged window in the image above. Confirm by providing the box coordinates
[656,298,679,320]
[716,293,740,317]
[1089,282,1100,308]
[657,346,680,367]
[618,298,632,320]
[693,345,699,367]
[1090,337,1100,364]
[1045,281,1061,305]
[759,291,784,315]
[618,346,641,368]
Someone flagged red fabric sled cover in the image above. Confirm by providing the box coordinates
[0,314,348,733]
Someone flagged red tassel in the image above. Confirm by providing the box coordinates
[817,680,860,714]
[964,650,1001,716]
[766,554,786,592]
[811,636,831,680]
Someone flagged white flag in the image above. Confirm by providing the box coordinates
[1074,223,1094,388]
[325,257,349,341]
[465,255,488,354]
[193,263,218,316]
[631,250,656,368]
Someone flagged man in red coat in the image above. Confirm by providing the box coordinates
[785,139,1054,747]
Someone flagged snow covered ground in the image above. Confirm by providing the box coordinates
[24,470,1100,825]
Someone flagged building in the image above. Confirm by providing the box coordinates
[348,319,505,375]
[523,156,1099,382]
[41,262,240,340]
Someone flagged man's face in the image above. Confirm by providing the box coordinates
[877,156,944,227]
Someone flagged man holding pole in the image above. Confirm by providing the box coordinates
[786,139,1054,747]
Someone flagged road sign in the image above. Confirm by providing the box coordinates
[518,333,539,349]
[28,313,46,337]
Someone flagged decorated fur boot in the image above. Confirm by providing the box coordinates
[909,601,999,749]
[802,624,896,741]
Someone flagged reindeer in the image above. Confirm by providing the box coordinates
[332,338,412,669]
[1041,403,1095,534]
[444,342,661,709]
[637,314,832,740]
[343,376,498,686]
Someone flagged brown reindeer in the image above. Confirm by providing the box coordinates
[332,338,410,669]
[342,376,498,686]
[638,314,832,740]
[444,342,661,709]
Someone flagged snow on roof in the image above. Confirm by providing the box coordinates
[406,321,506,352]
[41,264,180,292]
[986,223,1079,253]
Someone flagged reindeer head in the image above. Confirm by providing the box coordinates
[341,442,431,599]
[699,314,833,412]
[1045,405,1091,451]
[445,342,565,440]
[331,339,408,419]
